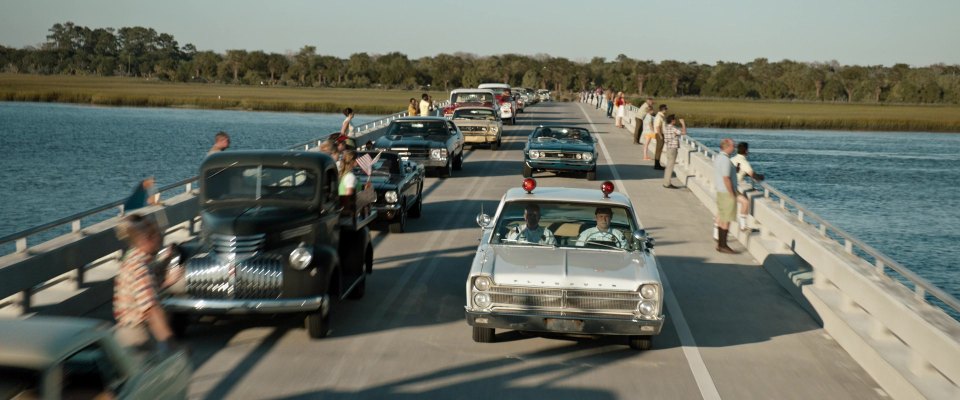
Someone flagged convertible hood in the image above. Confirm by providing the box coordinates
[528,142,594,152]
[484,246,657,290]
[377,136,443,148]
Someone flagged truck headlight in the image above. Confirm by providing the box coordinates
[529,150,540,159]
[473,276,492,291]
[582,152,594,162]
[289,244,313,270]
[638,300,656,317]
[430,148,447,160]
[473,293,492,309]
[491,126,499,132]
[640,284,658,299]
[385,191,398,203]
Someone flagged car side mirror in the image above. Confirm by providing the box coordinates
[632,229,655,251]
[476,213,492,228]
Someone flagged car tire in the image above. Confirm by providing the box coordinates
[306,309,331,339]
[628,335,653,350]
[586,170,597,181]
[453,152,463,171]
[491,139,500,151]
[522,164,533,178]
[389,203,406,233]
[170,313,189,338]
[409,189,423,218]
[472,327,495,343]
[439,160,452,179]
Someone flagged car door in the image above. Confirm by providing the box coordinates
[446,121,464,157]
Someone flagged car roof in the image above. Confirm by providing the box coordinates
[450,89,496,94]
[0,317,107,370]
[501,186,632,208]
[534,126,590,132]
[478,83,510,89]
[202,150,335,172]
[394,117,449,122]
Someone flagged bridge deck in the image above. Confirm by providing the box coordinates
[96,102,881,399]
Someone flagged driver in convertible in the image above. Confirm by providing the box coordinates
[576,207,625,248]
[506,203,556,245]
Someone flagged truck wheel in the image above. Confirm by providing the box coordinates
[453,152,463,170]
[409,190,422,218]
[170,313,189,338]
[491,139,500,151]
[586,170,597,181]
[472,327,495,343]
[522,164,532,178]
[628,335,652,350]
[439,160,452,179]
[306,309,331,339]
[389,203,406,233]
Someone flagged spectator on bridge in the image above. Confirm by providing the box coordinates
[653,104,668,170]
[419,93,431,116]
[407,98,418,116]
[604,89,614,118]
[114,214,182,352]
[207,131,230,155]
[505,203,556,245]
[341,107,355,138]
[339,150,358,196]
[577,207,625,248]
[641,107,656,160]
[662,115,687,189]
[634,98,654,144]
[714,138,739,254]
[731,142,765,231]
[614,92,627,128]
[123,177,159,213]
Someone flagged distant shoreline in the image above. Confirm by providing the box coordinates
[2,74,959,132]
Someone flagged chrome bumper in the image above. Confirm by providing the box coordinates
[163,295,328,315]
[525,160,596,172]
[465,309,663,336]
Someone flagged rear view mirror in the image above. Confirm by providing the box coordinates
[476,213,492,228]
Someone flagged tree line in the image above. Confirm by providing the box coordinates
[2,22,959,104]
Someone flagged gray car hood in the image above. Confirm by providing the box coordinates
[482,245,657,291]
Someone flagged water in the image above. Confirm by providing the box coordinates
[689,128,960,306]
[0,102,957,306]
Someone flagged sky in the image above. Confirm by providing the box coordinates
[1,0,958,67]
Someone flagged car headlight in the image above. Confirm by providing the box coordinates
[638,300,656,317]
[640,284,658,299]
[491,126,499,132]
[529,150,540,159]
[582,152,594,162]
[473,276,492,291]
[289,244,313,270]
[575,153,582,160]
[473,293,492,309]
[430,148,447,160]
[385,190,398,203]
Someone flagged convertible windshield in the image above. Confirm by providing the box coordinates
[204,166,317,202]
[491,201,636,250]
[532,127,593,143]
[387,121,451,137]
[452,92,494,103]
[453,108,496,120]
[353,154,397,177]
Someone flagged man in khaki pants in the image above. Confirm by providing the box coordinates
[713,138,738,253]
[652,104,667,170]
[661,115,686,189]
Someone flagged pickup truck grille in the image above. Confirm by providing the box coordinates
[185,254,283,299]
[389,147,430,160]
[210,233,265,259]
[459,126,488,133]
[486,286,640,313]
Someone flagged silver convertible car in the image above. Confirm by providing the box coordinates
[465,179,664,350]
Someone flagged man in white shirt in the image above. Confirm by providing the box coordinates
[577,207,625,248]
[713,138,738,254]
[419,93,431,117]
[730,142,764,231]
[505,204,556,245]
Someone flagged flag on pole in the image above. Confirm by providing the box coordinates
[356,151,382,182]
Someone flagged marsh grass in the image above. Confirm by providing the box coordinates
[2,74,958,131]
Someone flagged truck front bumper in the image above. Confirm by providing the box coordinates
[374,203,402,220]
[465,309,663,336]
[163,295,328,315]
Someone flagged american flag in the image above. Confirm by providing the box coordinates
[356,151,382,180]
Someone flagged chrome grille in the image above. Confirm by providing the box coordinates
[460,126,488,133]
[210,233,265,258]
[390,147,429,160]
[541,152,581,160]
[185,254,283,299]
[486,285,640,314]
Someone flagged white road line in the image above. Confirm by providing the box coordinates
[578,103,723,400]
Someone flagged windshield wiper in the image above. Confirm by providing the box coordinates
[578,239,625,251]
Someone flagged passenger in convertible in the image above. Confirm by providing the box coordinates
[505,203,556,245]
[576,207,625,248]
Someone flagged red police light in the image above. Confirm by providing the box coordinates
[601,181,615,197]
[522,178,537,193]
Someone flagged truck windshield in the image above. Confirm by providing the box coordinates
[204,166,317,202]
[532,127,592,143]
[387,121,451,137]
[451,93,494,103]
[491,201,635,250]
[453,109,496,120]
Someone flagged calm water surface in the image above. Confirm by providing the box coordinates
[0,102,957,304]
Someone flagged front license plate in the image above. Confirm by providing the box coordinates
[545,318,584,332]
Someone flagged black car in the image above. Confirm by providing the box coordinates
[523,126,599,180]
[354,150,425,233]
[374,117,465,178]
[162,150,375,339]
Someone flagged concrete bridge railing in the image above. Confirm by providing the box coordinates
[669,133,960,400]
[0,103,449,318]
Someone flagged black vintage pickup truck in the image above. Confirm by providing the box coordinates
[162,150,375,338]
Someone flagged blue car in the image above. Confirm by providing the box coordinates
[522,126,598,180]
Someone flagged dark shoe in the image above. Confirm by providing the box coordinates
[716,228,738,253]
[653,165,665,170]
[663,184,679,189]
[716,246,738,254]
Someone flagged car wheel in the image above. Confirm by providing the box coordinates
[305,309,331,338]
[628,335,653,350]
[522,164,532,178]
[439,160,452,178]
[170,313,189,338]
[586,170,596,181]
[491,139,500,151]
[389,202,406,233]
[409,189,423,218]
[347,275,366,299]
[473,327,495,343]
[453,152,463,171]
